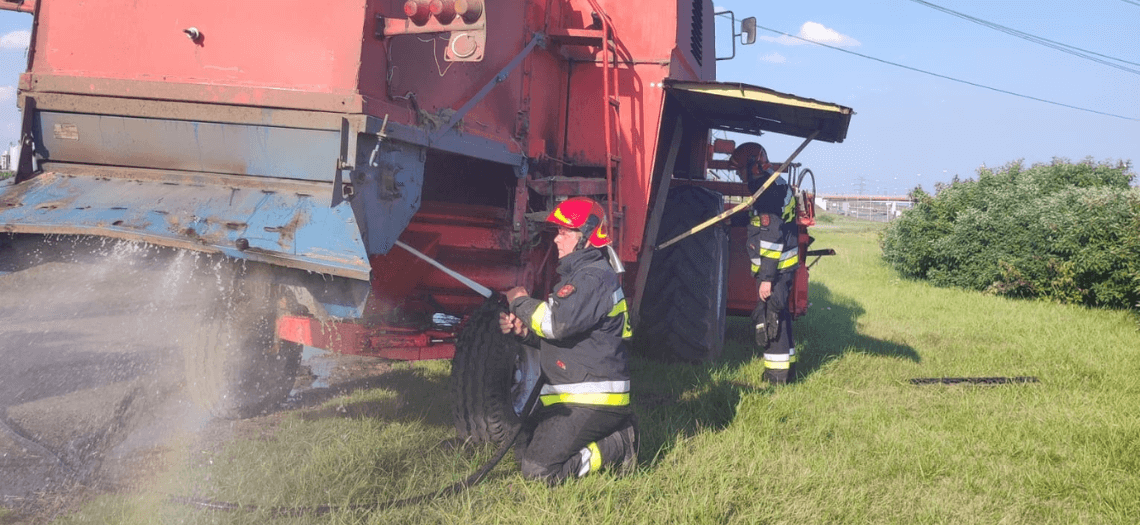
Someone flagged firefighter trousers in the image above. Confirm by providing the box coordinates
[752,270,795,366]
[515,403,632,485]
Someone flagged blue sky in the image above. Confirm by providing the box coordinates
[711,0,1138,194]
[1,1,1137,195]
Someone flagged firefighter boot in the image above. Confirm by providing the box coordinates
[763,363,796,386]
[601,416,639,475]
[578,416,639,478]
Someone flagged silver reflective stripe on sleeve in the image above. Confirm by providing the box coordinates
[529,299,555,338]
[540,380,631,395]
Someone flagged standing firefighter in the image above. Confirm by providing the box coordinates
[498,197,638,484]
[733,143,799,385]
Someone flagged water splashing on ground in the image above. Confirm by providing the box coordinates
[0,234,286,519]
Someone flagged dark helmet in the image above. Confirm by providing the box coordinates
[730,142,771,177]
[546,197,610,249]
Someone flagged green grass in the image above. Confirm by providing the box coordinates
[52,218,1140,524]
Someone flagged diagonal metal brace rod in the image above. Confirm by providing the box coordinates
[429,33,544,144]
[655,131,819,251]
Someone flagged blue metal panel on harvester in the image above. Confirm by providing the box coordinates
[36,112,341,182]
[349,135,425,256]
[0,172,371,282]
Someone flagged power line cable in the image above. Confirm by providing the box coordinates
[905,0,1140,73]
[755,24,1138,121]
[1121,0,1140,7]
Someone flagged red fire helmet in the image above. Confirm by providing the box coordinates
[546,197,610,248]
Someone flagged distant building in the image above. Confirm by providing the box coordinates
[2,143,19,171]
[818,194,914,222]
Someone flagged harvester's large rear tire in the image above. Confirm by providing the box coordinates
[450,299,540,446]
[635,185,729,363]
[182,269,301,420]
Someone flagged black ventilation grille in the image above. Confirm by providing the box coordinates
[690,0,703,66]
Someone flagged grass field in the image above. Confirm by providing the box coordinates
[54,213,1140,524]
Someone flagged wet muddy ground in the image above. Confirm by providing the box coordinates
[0,239,392,522]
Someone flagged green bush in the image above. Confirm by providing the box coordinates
[881,158,1139,309]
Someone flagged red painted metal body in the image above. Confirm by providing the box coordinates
[9,0,846,360]
[24,0,692,171]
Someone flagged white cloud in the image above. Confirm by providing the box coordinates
[759,21,860,47]
[1,30,30,50]
[758,52,786,64]
[0,86,15,101]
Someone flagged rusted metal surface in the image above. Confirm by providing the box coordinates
[24,92,359,132]
[0,0,35,14]
[7,0,857,355]
[36,112,341,182]
[427,33,541,143]
[526,176,609,198]
[375,0,487,64]
[347,134,427,256]
[0,170,371,281]
[664,80,855,143]
[21,74,366,115]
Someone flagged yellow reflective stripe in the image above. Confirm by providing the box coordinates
[552,206,573,227]
[541,393,631,406]
[759,248,781,259]
[588,441,602,473]
[764,359,791,370]
[529,301,551,338]
[608,298,627,317]
[750,215,762,227]
[782,198,796,223]
[777,257,799,270]
[763,354,797,369]
[608,298,633,338]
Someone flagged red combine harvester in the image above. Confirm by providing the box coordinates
[0,0,851,439]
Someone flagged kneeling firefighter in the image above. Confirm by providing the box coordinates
[498,196,638,484]
[733,143,799,385]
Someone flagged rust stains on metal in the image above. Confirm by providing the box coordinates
[263,204,309,248]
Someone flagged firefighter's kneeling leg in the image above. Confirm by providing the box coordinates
[516,404,631,485]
